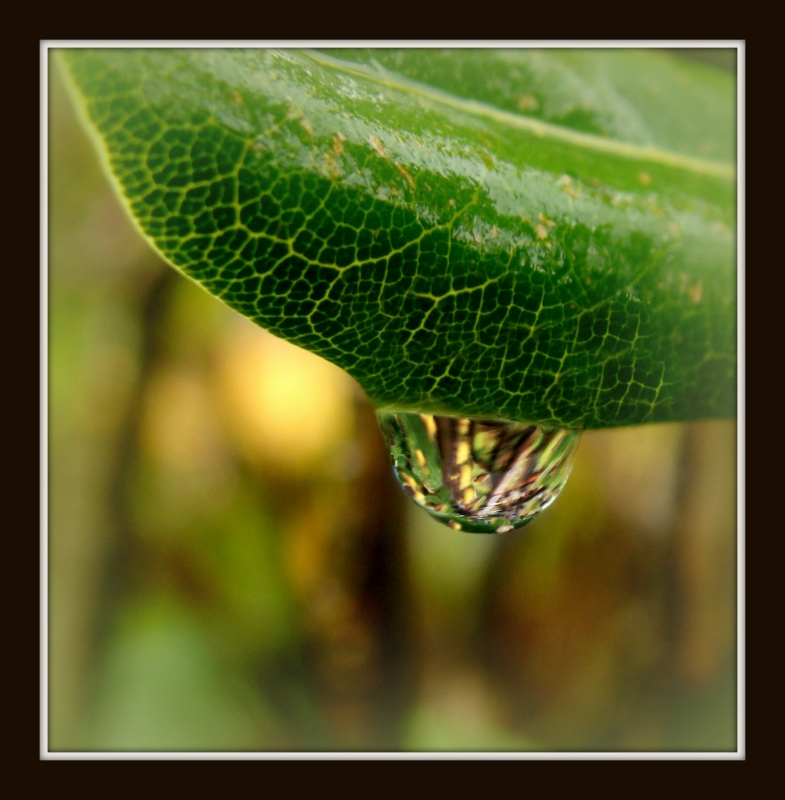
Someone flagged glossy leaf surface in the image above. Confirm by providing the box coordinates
[60,48,736,428]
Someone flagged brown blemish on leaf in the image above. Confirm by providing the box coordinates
[369,135,387,158]
[332,135,344,156]
[395,162,415,190]
[322,152,342,180]
[230,89,243,106]
[299,115,314,138]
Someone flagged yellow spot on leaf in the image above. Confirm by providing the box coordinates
[688,281,703,304]
[230,89,243,106]
[557,175,576,197]
[539,212,555,227]
[638,171,652,186]
[536,223,549,240]
[517,94,539,111]
[332,135,344,156]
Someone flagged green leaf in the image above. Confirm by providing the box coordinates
[58,48,736,429]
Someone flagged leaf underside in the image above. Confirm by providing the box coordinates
[60,48,736,429]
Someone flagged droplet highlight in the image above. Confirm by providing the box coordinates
[377,411,581,533]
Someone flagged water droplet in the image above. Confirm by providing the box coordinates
[377,411,581,534]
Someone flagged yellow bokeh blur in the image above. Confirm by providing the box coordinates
[215,320,356,475]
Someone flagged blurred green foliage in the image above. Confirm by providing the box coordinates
[49,52,737,753]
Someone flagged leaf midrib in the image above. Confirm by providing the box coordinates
[302,48,735,181]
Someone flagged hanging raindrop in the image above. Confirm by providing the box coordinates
[377,411,581,533]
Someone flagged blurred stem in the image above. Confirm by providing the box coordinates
[287,390,415,748]
[87,263,176,679]
[674,421,737,688]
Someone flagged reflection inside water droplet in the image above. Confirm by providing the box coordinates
[377,411,581,534]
